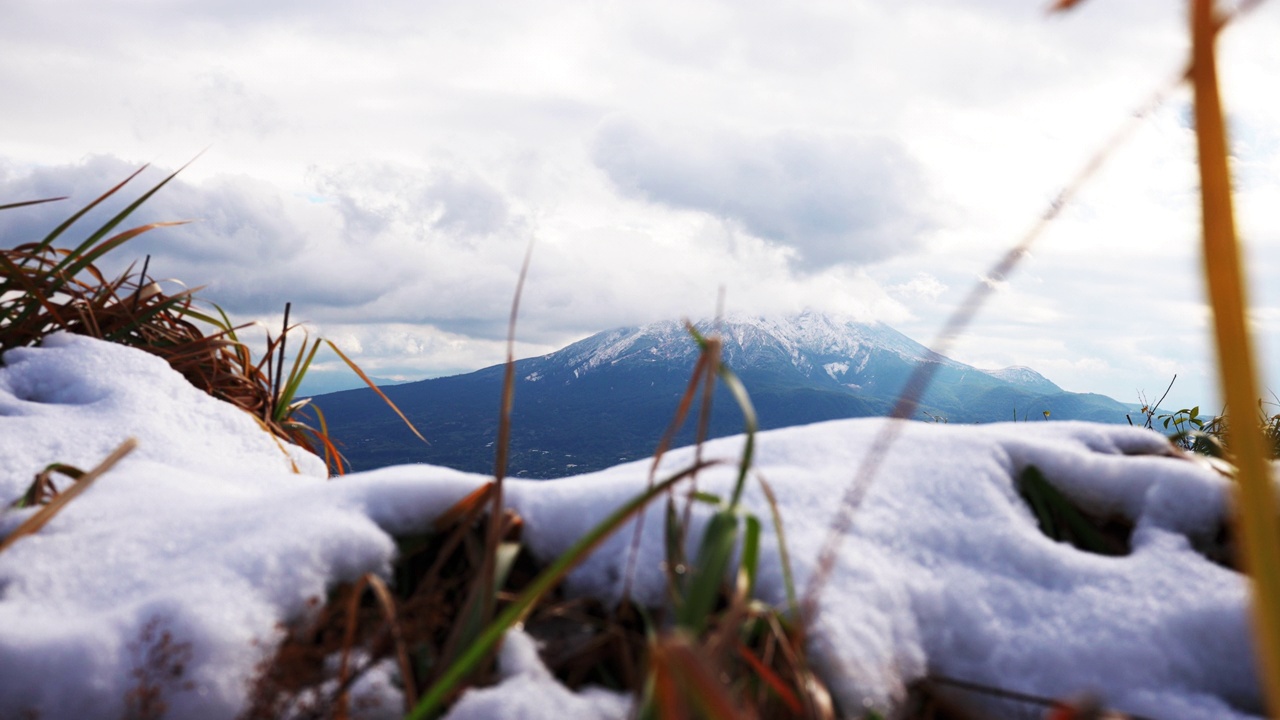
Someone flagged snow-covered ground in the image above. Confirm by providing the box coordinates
[0,334,1263,719]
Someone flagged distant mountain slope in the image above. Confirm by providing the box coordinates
[311,312,1131,478]
[979,366,1061,394]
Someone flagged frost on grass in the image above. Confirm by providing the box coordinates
[0,335,1263,719]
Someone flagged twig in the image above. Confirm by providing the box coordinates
[929,674,1159,720]
[484,239,536,620]
[272,302,291,419]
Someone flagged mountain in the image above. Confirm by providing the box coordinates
[979,366,1061,395]
[309,312,1131,478]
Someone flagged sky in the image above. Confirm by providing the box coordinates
[2,0,1279,411]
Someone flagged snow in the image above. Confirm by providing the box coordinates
[553,311,956,381]
[979,365,1063,394]
[0,334,1265,719]
[824,361,850,380]
[444,629,631,720]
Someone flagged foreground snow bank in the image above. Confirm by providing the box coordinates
[0,335,1262,719]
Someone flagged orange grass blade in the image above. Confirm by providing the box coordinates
[64,220,193,282]
[0,438,137,555]
[483,239,535,629]
[434,484,495,531]
[651,655,691,720]
[336,573,419,718]
[248,414,303,474]
[323,339,428,446]
[653,634,745,719]
[366,574,419,711]
[1189,0,1280,712]
[735,640,802,715]
[493,240,535,483]
[1046,0,1089,13]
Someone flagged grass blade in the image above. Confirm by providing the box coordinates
[0,197,67,211]
[1189,0,1280,712]
[29,165,148,258]
[323,339,428,446]
[755,475,799,619]
[677,511,739,634]
[0,438,137,555]
[741,514,761,599]
[335,573,417,718]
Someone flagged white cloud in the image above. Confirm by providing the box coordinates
[889,272,947,303]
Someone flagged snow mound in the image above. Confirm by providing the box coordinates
[0,335,1263,719]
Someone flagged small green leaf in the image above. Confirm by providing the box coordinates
[741,515,762,599]
[678,511,739,633]
[689,491,723,506]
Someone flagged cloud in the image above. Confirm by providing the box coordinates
[0,156,421,316]
[311,162,511,241]
[890,272,947,303]
[590,121,935,271]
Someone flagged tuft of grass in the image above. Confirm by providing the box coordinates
[1131,378,1280,462]
[0,169,424,476]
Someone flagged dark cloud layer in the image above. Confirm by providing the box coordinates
[591,121,934,270]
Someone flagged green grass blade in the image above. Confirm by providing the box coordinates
[29,166,148,258]
[755,475,799,618]
[716,365,757,508]
[47,158,199,286]
[275,337,323,423]
[677,511,739,634]
[741,514,761,599]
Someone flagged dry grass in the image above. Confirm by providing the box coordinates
[0,168,427,476]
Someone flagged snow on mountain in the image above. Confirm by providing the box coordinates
[545,310,963,382]
[980,365,1063,394]
[311,312,1129,477]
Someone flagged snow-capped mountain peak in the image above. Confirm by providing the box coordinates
[549,311,959,381]
[978,366,1062,394]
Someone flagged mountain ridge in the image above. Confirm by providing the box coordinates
[311,312,1129,477]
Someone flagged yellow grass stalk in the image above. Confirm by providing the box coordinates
[0,438,137,555]
[1189,0,1280,712]
[335,572,417,719]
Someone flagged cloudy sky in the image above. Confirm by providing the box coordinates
[3,0,1279,411]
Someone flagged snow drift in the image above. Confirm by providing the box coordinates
[0,335,1262,719]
